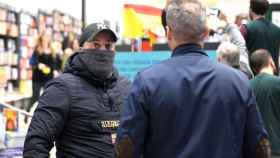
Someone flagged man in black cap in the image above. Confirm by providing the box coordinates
[23,23,131,158]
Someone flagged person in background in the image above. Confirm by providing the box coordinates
[116,0,269,158]
[62,36,79,70]
[235,13,249,27]
[217,42,241,68]
[241,0,280,75]
[217,11,253,78]
[217,42,252,78]
[51,41,63,76]
[27,33,55,114]
[250,49,280,158]
[23,23,131,158]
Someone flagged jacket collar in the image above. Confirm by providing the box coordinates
[172,43,208,58]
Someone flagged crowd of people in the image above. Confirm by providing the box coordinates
[22,0,280,158]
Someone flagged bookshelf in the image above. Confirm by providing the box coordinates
[18,11,38,96]
[0,4,20,95]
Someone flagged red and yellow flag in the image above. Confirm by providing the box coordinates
[123,3,164,39]
[122,0,220,39]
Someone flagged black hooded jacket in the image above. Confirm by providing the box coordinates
[23,53,131,158]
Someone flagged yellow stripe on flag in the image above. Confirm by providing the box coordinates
[123,8,145,38]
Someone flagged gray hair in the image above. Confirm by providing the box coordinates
[166,0,207,43]
[217,42,240,68]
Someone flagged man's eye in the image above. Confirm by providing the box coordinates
[105,43,112,50]
[94,43,101,48]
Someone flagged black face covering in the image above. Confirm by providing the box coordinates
[77,49,115,79]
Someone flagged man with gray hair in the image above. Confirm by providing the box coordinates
[217,41,240,68]
[217,11,253,78]
[116,0,269,158]
[217,42,252,78]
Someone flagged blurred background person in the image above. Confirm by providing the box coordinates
[217,42,240,68]
[250,49,280,158]
[27,33,56,115]
[241,0,280,75]
[218,11,253,78]
[235,13,249,27]
[61,32,79,70]
[51,40,63,77]
[217,42,252,78]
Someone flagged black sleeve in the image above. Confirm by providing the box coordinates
[30,51,39,68]
[53,54,63,71]
[242,89,268,158]
[23,77,70,158]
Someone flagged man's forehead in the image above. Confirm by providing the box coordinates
[93,31,115,40]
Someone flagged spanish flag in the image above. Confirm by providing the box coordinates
[122,0,220,39]
[123,4,164,39]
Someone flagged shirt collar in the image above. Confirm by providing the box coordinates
[172,43,208,58]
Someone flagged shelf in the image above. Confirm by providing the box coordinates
[0,92,31,103]
[0,34,18,39]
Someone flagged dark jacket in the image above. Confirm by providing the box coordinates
[244,18,280,74]
[250,73,280,155]
[24,53,131,158]
[116,44,267,158]
[30,51,55,82]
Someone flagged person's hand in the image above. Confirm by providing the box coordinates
[53,70,60,78]
[218,11,228,23]
[256,138,271,158]
[39,63,51,74]
[38,63,47,70]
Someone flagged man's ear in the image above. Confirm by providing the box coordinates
[201,27,209,40]
[217,56,221,62]
[269,58,277,74]
[166,26,172,41]
[82,42,91,49]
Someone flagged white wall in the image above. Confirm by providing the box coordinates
[270,0,280,3]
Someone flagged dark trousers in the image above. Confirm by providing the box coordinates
[26,81,47,112]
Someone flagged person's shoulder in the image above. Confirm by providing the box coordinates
[58,73,79,81]
[249,76,258,87]
[268,20,280,30]
[215,62,250,83]
[51,73,81,88]
[118,75,131,86]
[137,58,172,80]
[264,74,280,83]
[246,20,258,27]
[251,74,280,90]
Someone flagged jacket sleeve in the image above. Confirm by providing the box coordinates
[243,88,270,158]
[29,52,38,67]
[23,78,70,158]
[116,73,149,158]
[53,54,63,71]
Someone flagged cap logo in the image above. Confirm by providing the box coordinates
[97,23,108,30]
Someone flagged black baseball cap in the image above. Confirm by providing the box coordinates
[79,23,118,47]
